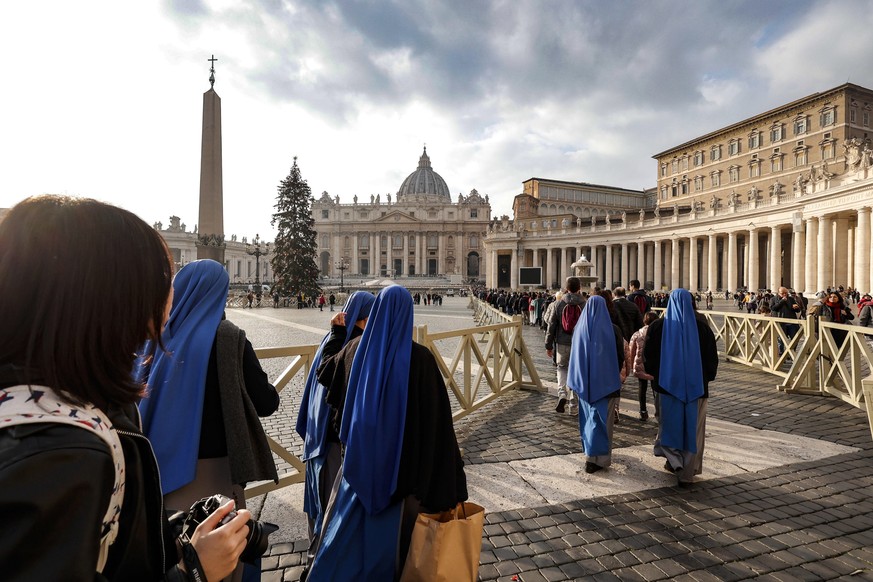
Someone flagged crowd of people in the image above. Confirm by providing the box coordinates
[2,193,872,580]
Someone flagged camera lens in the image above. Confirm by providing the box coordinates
[240,520,279,564]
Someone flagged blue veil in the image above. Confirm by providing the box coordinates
[567,295,621,404]
[340,285,413,515]
[295,291,375,531]
[658,288,704,452]
[136,259,228,494]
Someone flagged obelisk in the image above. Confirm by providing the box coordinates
[196,54,226,263]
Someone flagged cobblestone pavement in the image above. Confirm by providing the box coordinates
[229,298,873,581]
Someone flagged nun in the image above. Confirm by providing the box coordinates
[295,291,375,568]
[308,285,467,581]
[643,288,719,486]
[567,294,626,474]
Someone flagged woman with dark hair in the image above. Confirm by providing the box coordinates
[0,196,250,581]
[567,295,625,474]
[308,285,467,581]
[818,291,854,348]
[644,288,719,487]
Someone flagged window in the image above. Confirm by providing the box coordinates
[661,163,667,177]
[344,236,351,249]
[321,234,329,247]
[794,146,808,167]
[850,108,857,124]
[820,139,836,160]
[671,159,678,174]
[681,155,689,171]
[410,212,414,218]
[408,235,415,247]
[710,145,722,161]
[359,211,369,219]
[344,212,350,219]
[694,175,704,191]
[749,159,761,178]
[428,211,438,219]
[470,209,478,218]
[770,154,783,172]
[749,131,761,150]
[321,209,329,219]
[710,171,721,188]
[448,212,454,219]
[447,235,455,248]
[729,166,740,183]
[820,107,835,127]
[793,115,808,136]
[681,177,688,195]
[864,111,870,127]
[661,186,668,200]
[381,235,387,248]
[694,150,704,166]
[770,123,784,143]
[469,235,478,248]
[359,234,369,249]
[428,234,438,248]
[393,235,402,249]
[728,139,740,156]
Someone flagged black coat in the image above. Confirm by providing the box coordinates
[643,314,719,399]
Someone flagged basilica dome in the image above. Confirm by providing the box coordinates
[397,147,451,202]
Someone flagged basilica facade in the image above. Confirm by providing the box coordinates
[311,148,492,281]
[484,82,873,296]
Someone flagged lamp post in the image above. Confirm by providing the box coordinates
[335,257,349,293]
[246,234,271,289]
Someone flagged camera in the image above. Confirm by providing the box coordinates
[180,494,279,564]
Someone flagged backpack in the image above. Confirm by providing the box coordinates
[561,302,582,333]
[0,384,125,573]
[632,293,649,314]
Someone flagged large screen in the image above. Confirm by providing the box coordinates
[518,267,542,286]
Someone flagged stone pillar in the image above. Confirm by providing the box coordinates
[748,228,759,292]
[653,241,662,291]
[560,247,568,283]
[546,248,555,289]
[620,243,629,287]
[804,218,817,295]
[402,233,409,276]
[636,242,645,284]
[351,232,359,275]
[387,233,394,276]
[792,225,805,293]
[671,238,680,290]
[817,216,832,292]
[489,249,497,288]
[605,245,614,288]
[770,226,782,290]
[860,208,873,293]
[510,250,518,290]
[833,216,850,289]
[707,234,718,292]
[197,88,225,263]
[727,231,738,293]
[689,237,698,292]
[532,248,540,268]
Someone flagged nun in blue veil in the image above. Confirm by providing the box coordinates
[295,291,374,551]
[307,285,467,581]
[643,288,718,486]
[567,295,626,474]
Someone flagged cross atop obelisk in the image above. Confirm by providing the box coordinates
[196,54,225,262]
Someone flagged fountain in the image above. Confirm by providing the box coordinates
[569,254,599,290]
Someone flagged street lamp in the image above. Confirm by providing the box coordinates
[246,234,271,289]
[335,257,350,293]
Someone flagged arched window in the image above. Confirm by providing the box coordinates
[359,234,369,249]
[447,235,454,248]
[469,235,478,248]
[321,234,329,248]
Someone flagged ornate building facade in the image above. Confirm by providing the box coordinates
[484,82,873,295]
[311,148,492,281]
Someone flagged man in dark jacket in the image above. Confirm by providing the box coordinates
[627,280,651,315]
[546,277,586,416]
[770,286,801,354]
[613,286,644,341]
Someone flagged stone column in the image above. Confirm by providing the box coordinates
[510,250,518,290]
[532,248,540,268]
[621,243,629,287]
[560,247,568,283]
[546,248,555,289]
[671,238,680,290]
[351,232,359,275]
[438,233,446,275]
[727,231,738,293]
[817,216,832,291]
[489,249,497,288]
[636,242,645,284]
[707,234,717,293]
[402,233,409,276]
[833,216,849,288]
[689,237,698,292]
[387,233,394,276]
[859,208,873,293]
[605,245,614,288]
[804,218,818,295]
[792,225,805,293]
[748,228,759,292]
[769,226,782,290]
[653,241,662,291]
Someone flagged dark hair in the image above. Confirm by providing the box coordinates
[0,196,173,408]
[643,311,659,326]
[565,276,581,293]
[598,289,618,322]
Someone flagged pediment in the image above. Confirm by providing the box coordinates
[373,210,420,222]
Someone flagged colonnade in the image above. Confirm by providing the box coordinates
[488,205,873,295]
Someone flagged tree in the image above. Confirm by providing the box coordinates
[270,157,321,297]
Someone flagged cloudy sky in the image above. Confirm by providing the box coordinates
[3,0,873,239]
